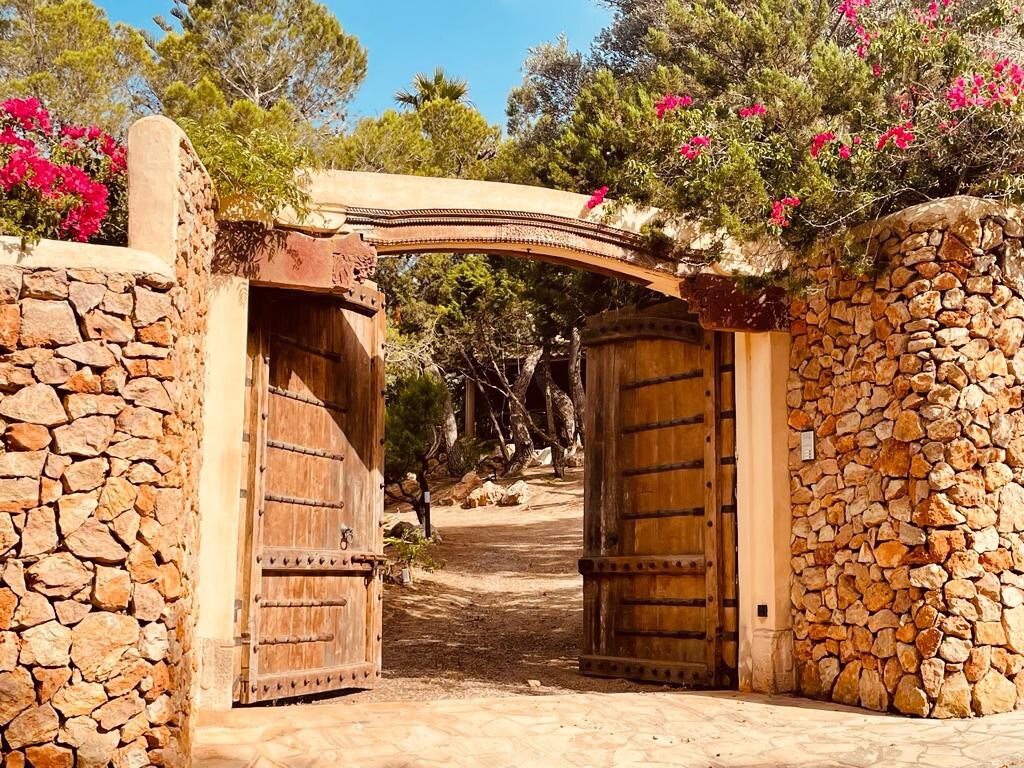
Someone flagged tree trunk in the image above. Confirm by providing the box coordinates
[569,326,586,444]
[426,364,462,476]
[506,347,542,475]
[540,358,577,479]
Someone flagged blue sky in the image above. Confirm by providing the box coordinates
[97,0,611,129]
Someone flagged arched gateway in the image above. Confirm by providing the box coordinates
[197,159,793,709]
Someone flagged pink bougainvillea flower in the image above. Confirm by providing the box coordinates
[655,93,693,120]
[679,135,712,160]
[2,97,51,133]
[586,186,609,210]
[839,145,853,159]
[738,103,767,119]
[810,132,837,158]
[872,62,883,77]
[770,197,801,229]
[877,122,916,150]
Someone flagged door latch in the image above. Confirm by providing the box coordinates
[340,524,355,549]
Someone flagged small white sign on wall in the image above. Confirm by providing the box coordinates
[800,431,816,461]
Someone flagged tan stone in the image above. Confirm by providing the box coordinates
[115,407,163,439]
[19,300,81,347]
[99,476,137,518]
[933,672,972,719]
[68,281,106,315]
[893,674,929,717]
[127,544,159,583]
[66,519,127,563]
[26,553,92,598]
[53,599,89,626]
[70,612,140,682]
[832,660,862,706]
[92,566,131,611]
[52,415,115,457]
[32,666,68,704]
[1003,605,1024,653]
[62,459,107,493]
[19,506,56,556]
[0,303,20,350]
[57,716,119,766]
[24,745,73,768]
[57,492,99,536]
[5,423,50,451]
[972,670,1017,715]
[0,384,67,426]
[83,310,132,343]
[55,341,115,368]
[858,668,888,712]
[121,377,173,412]
[0,450,46,478]
[0,511,15,555]
[0,667,34,725]
[64,394,125,420]
[19,620,71,668]
[94,692,144,730]
[893,412,925,441]
[874,541,908,568]
[13,591,54,628]
[5,703,59,749]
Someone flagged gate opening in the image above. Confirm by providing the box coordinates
[230,292,738,704]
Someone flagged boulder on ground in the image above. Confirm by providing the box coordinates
[449,472,481,503]
[499,480,532,507]
[464,481,503,508]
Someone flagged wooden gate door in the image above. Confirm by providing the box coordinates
[236,286,386,703]
[581,301,738,688]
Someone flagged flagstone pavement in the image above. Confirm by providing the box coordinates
[194,690,1024,768]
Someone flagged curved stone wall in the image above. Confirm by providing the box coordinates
[0,122,213,766]
[790,197,1024,717]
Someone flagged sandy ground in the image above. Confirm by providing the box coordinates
[331,466,665,703]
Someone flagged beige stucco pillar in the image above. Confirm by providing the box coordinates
[128,116,186,267]
[734,331,795,694]
[195,275,250,710]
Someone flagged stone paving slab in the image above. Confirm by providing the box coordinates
[194,691,1024,768]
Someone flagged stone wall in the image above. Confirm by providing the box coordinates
[0,128,213,764]
[790,197,1024,717]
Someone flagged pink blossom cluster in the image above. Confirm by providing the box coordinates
[810,132,837,158]
[655,93,693,120]
[586,186,609,210]
[679,135,711,161]
[837,0,871,23]
[770,197,801,229]
[738,103,767,119]
[876,122,916,150]
[0,98,121,242]
[946,60,1024,111]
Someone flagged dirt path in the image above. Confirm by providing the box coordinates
[337,466,662,703]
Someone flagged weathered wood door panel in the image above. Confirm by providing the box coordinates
[581,302,738,687]
[236,287,385,703]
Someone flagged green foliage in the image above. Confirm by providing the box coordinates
[512,0,1024,284]
[151,0,367,129]
[395,67,470,110]
[383,528,442,574]
[328,100,500,179]
[384,373,447,486]
[0,0,150,133]
[171,79,319,217]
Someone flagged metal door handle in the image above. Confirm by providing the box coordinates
[340,525,355,548]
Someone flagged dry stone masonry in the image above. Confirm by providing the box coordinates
[0,137,213,766]
[790,197,1024,718]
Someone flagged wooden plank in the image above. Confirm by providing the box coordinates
[702,331,724,685]
[237,318,271,704]
[579,555,706,575]
[250,661,377,700]
[622,459,703,477]
[621,369,703,391]
[622,414,703,434]
[579,655,711,686]
[267,385,347,413]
